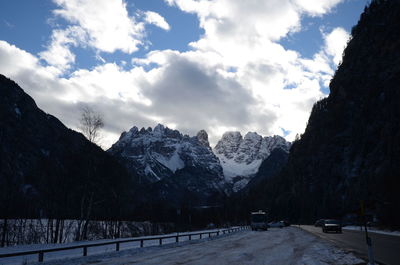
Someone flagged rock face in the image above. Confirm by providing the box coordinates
[214,132,290,191]
[109,125,223,183]
[245,148,289,192]
[245,0,400,226]
[108,125,226,205]
[0,74,132,218]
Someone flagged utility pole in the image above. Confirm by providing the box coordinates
[360,201,375,265]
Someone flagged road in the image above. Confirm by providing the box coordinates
[300,225,400,265]
[46,227,363,265]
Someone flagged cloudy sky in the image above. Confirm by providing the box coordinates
[0,0,367,148]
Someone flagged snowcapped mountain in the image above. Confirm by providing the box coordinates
[108,124,224,185]
[108,124,290,197]
[214,132,290,191]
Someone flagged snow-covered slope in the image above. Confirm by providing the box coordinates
[108,124,223,185]
[214,132,290,191]
[108,125,290,194]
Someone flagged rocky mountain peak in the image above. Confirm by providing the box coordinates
[196,129,210,148]
[221,131,243,142]
[243,132,262,141]
[214,131,290,192]
[108,124,223,185]
[153,123,165,135]
[214,131,243,159]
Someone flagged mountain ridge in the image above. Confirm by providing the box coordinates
[109,124,291,194]
[0,74,133,219]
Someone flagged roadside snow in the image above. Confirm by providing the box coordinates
[0,228,225,265]
[343,226,400,237]
[26,227,363,265]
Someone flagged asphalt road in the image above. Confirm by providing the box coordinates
[300,225,400,265]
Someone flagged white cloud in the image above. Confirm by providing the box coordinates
[52,0,144,54]
[294,0,344,15]
[144,11,170,31]
[40,1,171,72]
[0,41,60,81]
[0,40,153,148]
[161,0,347,143]
[323,27,350,65]
[38,26,86,71]
[1,0,351,148]
[65,63,152,105]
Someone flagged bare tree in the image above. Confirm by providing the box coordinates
[79,106,104,144]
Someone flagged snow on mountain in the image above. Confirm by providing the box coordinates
[108,124,223,185]
[108,124,289,194]
[214,131,290,191]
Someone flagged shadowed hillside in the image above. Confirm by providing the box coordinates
[237,0,400,226]
[0,75,134,220]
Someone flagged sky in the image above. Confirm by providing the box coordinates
[0,0,368,148]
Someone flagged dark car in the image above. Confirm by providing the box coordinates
[322,219,342,233]
[314,219,325,227]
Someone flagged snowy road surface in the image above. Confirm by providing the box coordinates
[40,227,363,265]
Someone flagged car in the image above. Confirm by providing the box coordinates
[268,221,285,228]
[314,219,325,227]
[322,219,342,233]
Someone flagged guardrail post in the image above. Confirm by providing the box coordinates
[217,231,219,236]
[189,234,192,240]
[38,252,44,262]
[83,246,87,256]
[176,236,179,242]
[116,242,120,251]
[159,238,162,245]
[200,234,202,239]
[140,239,144,248]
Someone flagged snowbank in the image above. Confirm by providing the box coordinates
[343,226,400,237]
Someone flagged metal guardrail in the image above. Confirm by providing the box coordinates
[0,226,249,262]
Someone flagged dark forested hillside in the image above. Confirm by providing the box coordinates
[237,0,400,226]
[0,75,134,219]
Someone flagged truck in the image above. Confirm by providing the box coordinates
[251,210,268,231]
